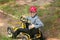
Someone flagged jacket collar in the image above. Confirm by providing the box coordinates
[32,14,37,18]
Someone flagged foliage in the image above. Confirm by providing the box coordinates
[0,0,14,4]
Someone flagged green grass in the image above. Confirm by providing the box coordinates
[0,0,14,4]
[0,34,12,40]
[0,3,29,19]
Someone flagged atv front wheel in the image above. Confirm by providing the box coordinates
[7,27,13,37]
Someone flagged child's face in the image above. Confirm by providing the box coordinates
[30,12,36,17]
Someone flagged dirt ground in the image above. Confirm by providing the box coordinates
[0,13,60,40]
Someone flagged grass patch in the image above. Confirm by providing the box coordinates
[0,0,14,4]
[0,3,29,19]
[0,34,12,40]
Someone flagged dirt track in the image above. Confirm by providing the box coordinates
[0,13,8,36]
[0,19,60,40]
[0,12,60,40]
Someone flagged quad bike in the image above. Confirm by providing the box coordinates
[7,17,44,40]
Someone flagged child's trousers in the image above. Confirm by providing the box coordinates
[13,28,39,38]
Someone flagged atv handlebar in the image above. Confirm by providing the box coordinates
[20,16,32,24]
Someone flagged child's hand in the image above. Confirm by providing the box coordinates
[29,24,35,29]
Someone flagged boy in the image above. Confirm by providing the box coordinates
[12,6,44,38]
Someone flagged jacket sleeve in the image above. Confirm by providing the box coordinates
[34,18,44,28]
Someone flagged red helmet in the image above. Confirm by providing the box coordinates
[29,6,37,13]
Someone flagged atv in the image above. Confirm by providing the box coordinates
[7,17,44,40]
